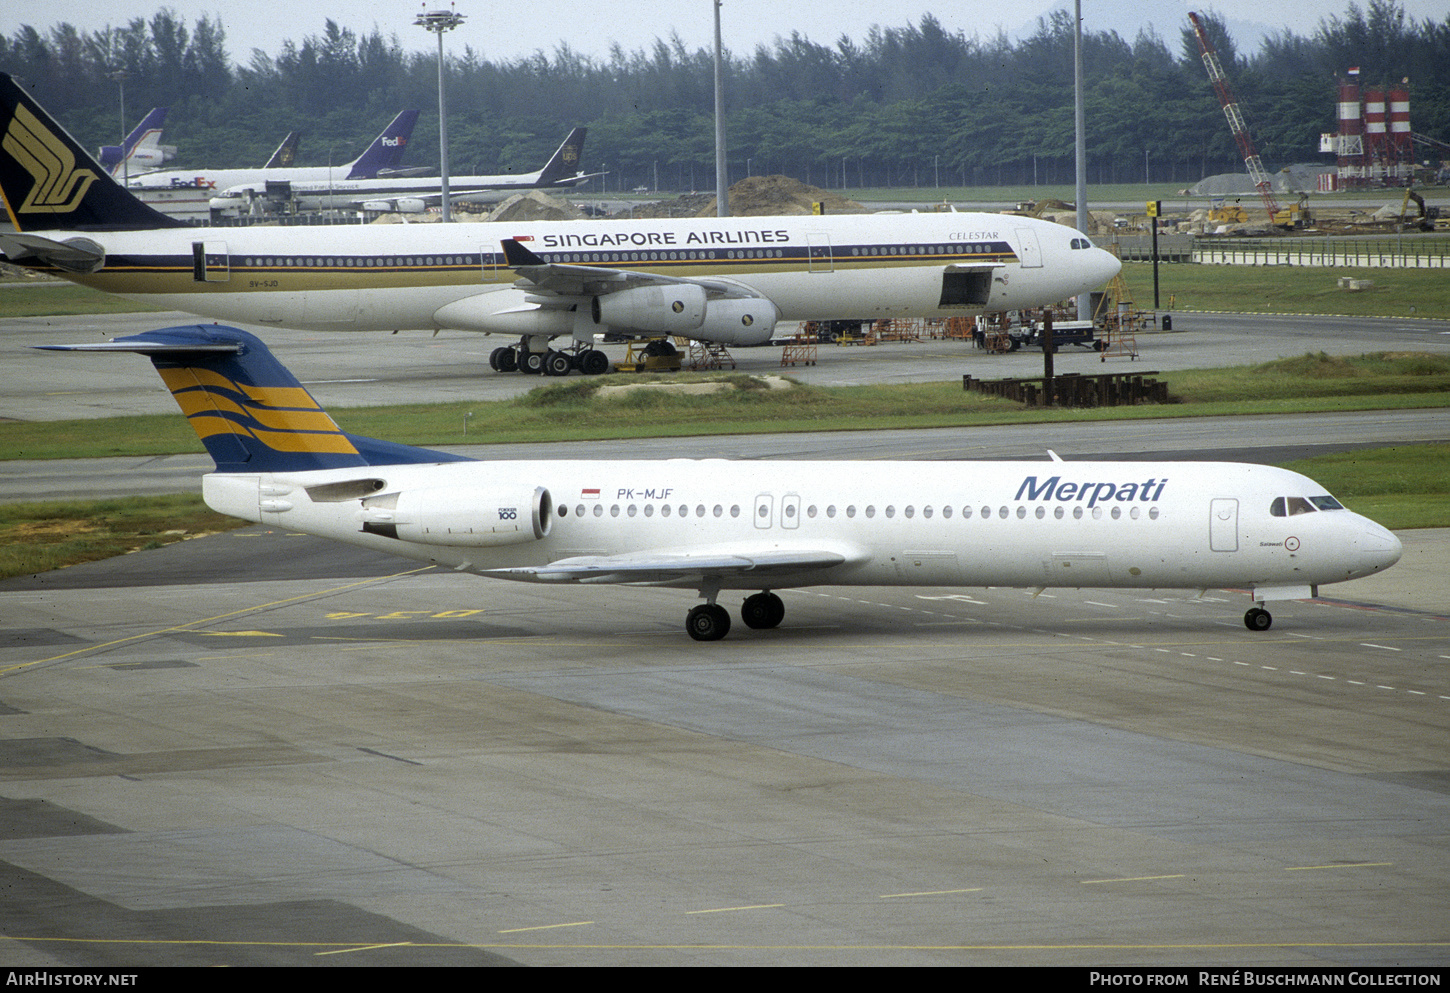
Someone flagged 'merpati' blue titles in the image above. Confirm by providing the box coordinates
[1014,475,1168,508]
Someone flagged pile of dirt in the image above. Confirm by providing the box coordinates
[618,175,868,218]
[484,190,588,222]
[723,175,867,216]
[1039,208,1118,235]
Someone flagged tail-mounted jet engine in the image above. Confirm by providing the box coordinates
[359,485,552,545]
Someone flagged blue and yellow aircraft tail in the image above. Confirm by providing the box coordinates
[38,325,470,473]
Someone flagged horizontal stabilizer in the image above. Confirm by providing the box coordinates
[36,324,469,473]
[0,232,105,273]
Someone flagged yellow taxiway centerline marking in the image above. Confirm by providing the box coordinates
[0,567,434,677]
[1285,862,1393,871]
[685,904,786,915]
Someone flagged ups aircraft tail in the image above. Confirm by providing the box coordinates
[263,130,302,169]
[535,127,588,185]
[38,325,470,473]
[0,73,184,231]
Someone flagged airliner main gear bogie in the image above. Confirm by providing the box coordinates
[488,346,517,372]
[741,591,785,629]
[492,340,611,376]
[1244,607,1273,631]
[577,348,611,376]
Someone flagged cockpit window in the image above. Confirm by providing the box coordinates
[1270,495,1343,517]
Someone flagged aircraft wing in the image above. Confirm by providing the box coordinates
[499,238,759,300]
[548,170,608,187]
[482,545,858,586]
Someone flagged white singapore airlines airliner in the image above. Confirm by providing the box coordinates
[42,325,1403,641]
[0,72,1121,377]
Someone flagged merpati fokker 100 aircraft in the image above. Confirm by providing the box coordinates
[0,72,1120,375]
[42,325,1402,640]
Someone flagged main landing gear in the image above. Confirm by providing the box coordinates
[488,342,610,377]
[1244,606,1273,631]
[687,591,785,642]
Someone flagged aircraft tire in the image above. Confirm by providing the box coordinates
[580,349,611,376]
[741,592,784,629]
[686,603,731,642]
[489,347,505,371]
[520,350,545,375]
[1244,607,1273,631]
[543,351,572,376]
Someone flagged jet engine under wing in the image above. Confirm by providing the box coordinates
[482,545,856,587]
[494,237,781,345]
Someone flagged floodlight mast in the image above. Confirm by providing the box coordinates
[1188,11,1280,218]
[415,4,466,222]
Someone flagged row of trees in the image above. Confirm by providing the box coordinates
[2,2,1448,192]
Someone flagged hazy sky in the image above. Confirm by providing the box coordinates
[3,0,1443,66]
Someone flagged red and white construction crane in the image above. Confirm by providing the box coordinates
[1188,11,1281,219]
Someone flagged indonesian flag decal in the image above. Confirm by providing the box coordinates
[582,488,601,499]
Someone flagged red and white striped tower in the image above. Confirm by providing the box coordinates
[1364,85,1387,184]
[1388,83,1413,184]
[1337,76,1365,188]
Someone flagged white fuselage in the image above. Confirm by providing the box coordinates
[208,171,586,213]
[203,458,1402,599]
[62,212,1121,336]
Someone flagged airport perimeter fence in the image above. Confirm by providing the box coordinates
[1114,235,1450,268]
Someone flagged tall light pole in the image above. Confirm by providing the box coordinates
[713,0,728,216]
[109,70,128,186]
[415,4,465,222]
[1074,0,1090,320]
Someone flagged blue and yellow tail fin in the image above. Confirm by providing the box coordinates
[38,325,465,472]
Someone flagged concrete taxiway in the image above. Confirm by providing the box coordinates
[0,523,1446,967]
[0,307,1447,966]
[3,472,1448,963]
[5,307,1450,423]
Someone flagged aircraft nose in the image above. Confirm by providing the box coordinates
[1093,246,1122,285]
[1354,520,1402,577]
